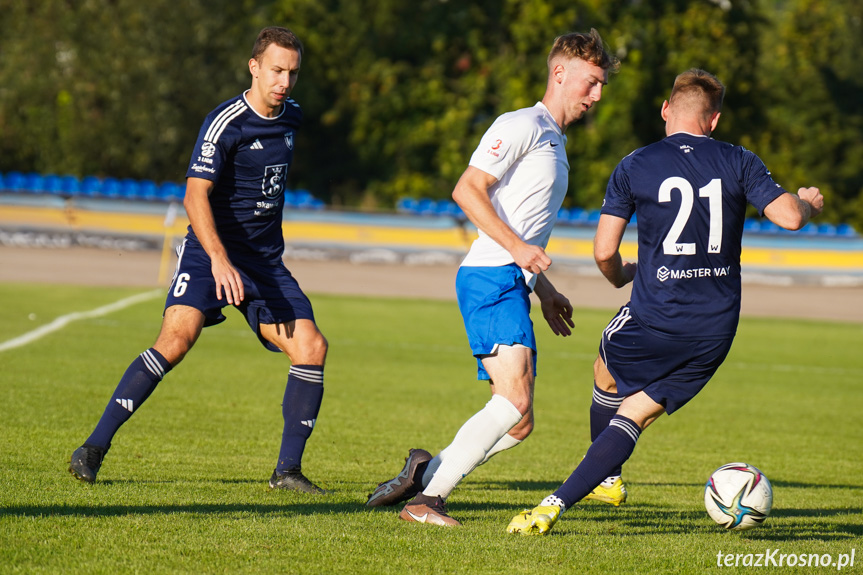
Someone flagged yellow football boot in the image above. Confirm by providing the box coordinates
[506,505,561,536]
[583,477,627,506]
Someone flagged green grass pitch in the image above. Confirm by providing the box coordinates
[0,283,860,574]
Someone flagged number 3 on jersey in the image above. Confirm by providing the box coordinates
[659,177,723,255]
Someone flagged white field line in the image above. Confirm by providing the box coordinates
[0,289,163,353]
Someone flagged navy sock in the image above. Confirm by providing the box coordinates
[86,349,172,448]
[554,415,641,509]
[590,384,624,475]
[276,365,324,472]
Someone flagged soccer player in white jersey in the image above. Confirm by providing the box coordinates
[366,29,620,526]
[506,69,823,535]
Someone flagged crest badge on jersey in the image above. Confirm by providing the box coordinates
[284,132,294,150]
[262,163,288,199]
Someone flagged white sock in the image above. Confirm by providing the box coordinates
[540,494,567,513]
[421,433,522,487]
[422,394,522,500]
[480,433,521,465]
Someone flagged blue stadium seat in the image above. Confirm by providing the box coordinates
[836,223,857,237]
[628,212,638,226]
[567,207,588,225]
[0,172,4,190]
[100,177,122,198]
[138,179,159,201]
[42,174,63,195]
[80,176,102,197]
[60,175,81,195]
[396,197,419,214]
[759,220,780,234]
[416,198,436,216]
[3,171,25,192]
[158,182,184,202]
[557,208,570,222]
[816,223,837,237]
[586,208,602,225]
[23,172,45,194]
[798,222,818,236]
[119,178,140,200]
[743,218,760,233]
[436,200,462,217]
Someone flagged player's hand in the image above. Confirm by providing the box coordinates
[211,256,244,305]
[620,261,638,286]
[512,243,552,275]
[540,291,574,337]
[798,187,823,218]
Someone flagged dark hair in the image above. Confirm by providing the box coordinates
[251,26,304,61]
[548,28,619,72]
[669,69,725,114]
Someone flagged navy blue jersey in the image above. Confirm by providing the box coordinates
[186,91,302,263]
[602,133,786,339]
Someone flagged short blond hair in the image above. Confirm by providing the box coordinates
[547,28,619,72]
[669,69,725,119]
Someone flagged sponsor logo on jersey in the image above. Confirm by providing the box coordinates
[284,132,294,150]
[200,142,216,158]
[190,163,216,175]
[250,139,264,150]
[657,265,731,282]
[679,144,694,154]
[487,138,503,158]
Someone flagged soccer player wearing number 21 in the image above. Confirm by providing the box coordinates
[69,27,330,494]
[507,69,824,535]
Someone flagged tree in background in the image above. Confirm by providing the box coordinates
[0,0,860,228]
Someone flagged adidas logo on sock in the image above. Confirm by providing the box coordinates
[116,398,134,412]
[301,419,316,429]
[250,139,264,150]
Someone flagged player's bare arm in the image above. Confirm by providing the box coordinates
[452,166,552,275]
[184,177,245,305]
[763,186,824,231]
[533,273,574,337]
[594,213,636,288]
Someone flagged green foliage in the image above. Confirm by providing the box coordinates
[0,0,861,224]
[0,283,861,573]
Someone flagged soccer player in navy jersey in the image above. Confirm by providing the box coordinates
[366,30,619,526]
[69,26,329,494]
[507,68,824,535]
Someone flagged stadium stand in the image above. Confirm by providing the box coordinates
[0,172,859,237]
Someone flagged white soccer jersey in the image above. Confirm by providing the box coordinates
[460,102,569,288]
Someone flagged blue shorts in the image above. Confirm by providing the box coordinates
[456,264,536,381]
[599,305,733,414]
[165,239,315,352]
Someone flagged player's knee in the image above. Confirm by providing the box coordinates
[290,330,328,364]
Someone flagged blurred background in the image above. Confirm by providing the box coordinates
[1,0,861,220]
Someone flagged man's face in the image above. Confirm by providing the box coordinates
[249,44,301,113]
[558,57,608,122]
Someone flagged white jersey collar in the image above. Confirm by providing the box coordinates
[242,90,285,120]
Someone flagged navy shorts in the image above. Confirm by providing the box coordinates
[599,305,733,414]
[165,239,315,352]
[456,264,536,381]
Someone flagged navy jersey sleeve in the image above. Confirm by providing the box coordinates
[739,147,787,215]
[602,152,638,221]
[187,98,245,183]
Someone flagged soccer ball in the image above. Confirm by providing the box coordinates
[704,462,773,531]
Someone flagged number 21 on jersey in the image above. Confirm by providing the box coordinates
[659,177,722,255]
